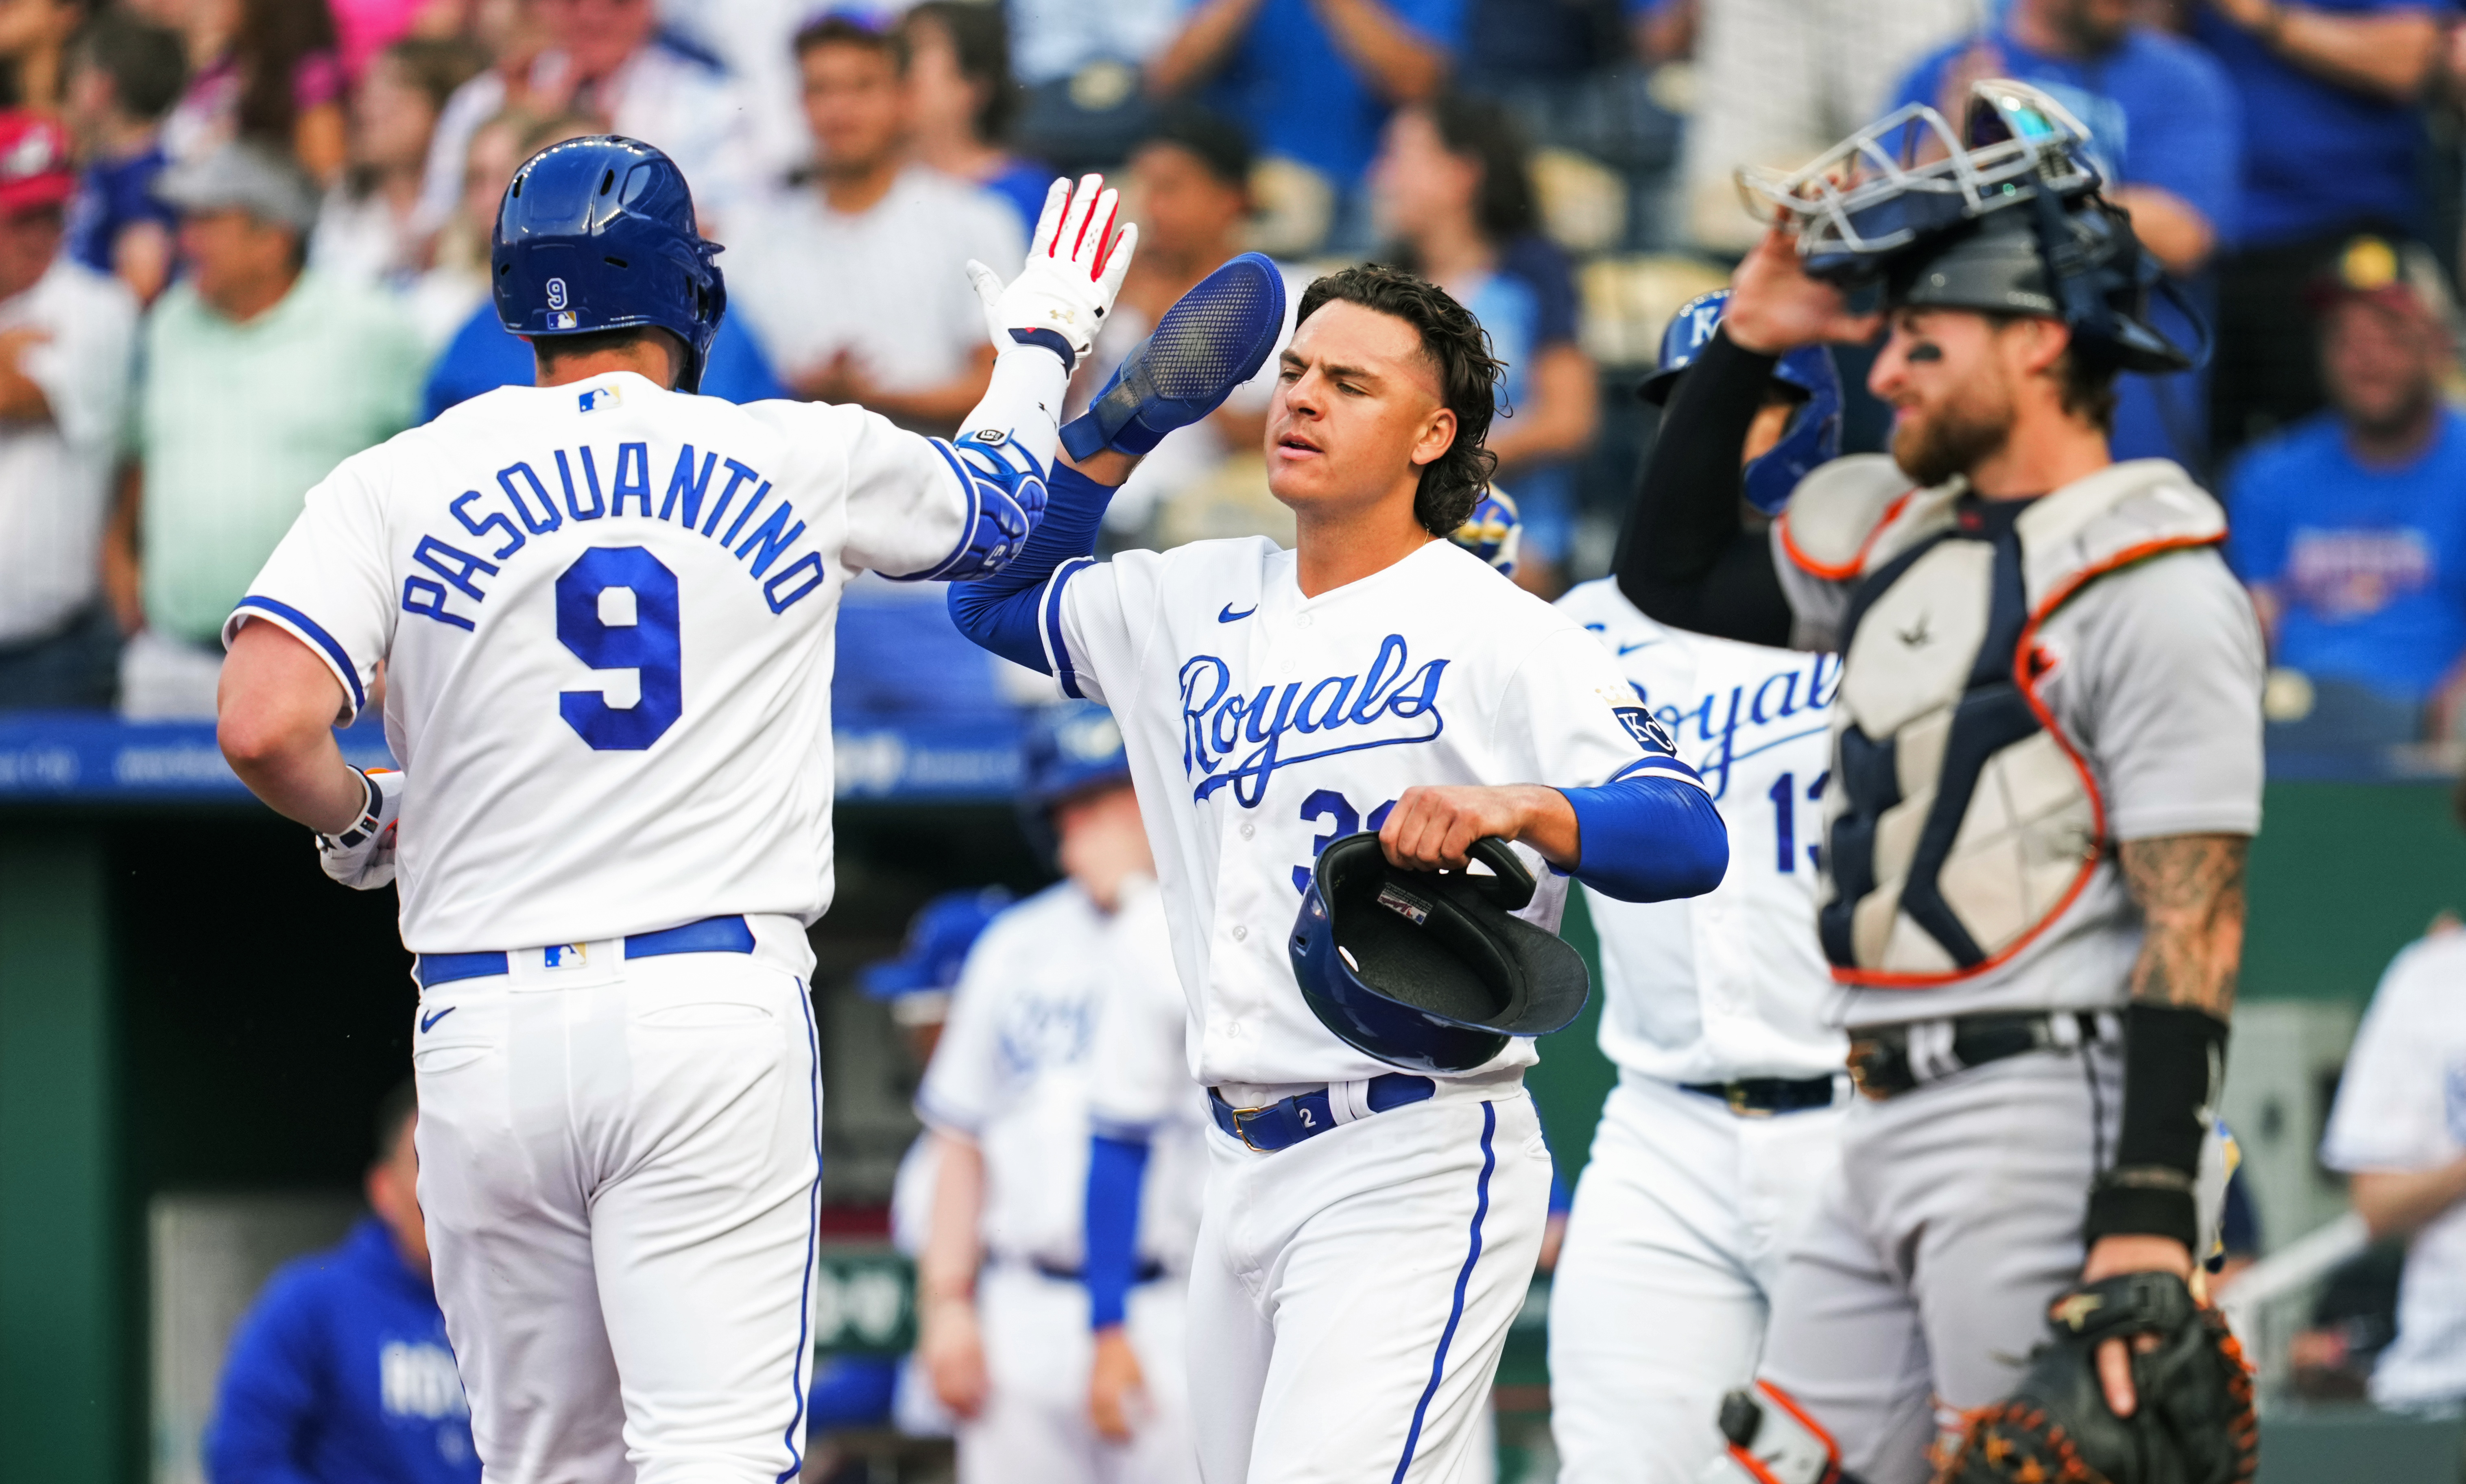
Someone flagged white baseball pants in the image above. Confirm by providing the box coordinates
[956,1263,1198,1484]
[1186,1084,1550,1484]
[1548,1073,1845,1484]
[411,941,824,1484]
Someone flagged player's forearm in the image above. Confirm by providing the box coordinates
[1148,0,1263,95]
[1560,777,1729,902]
[955,345,1068,477]
[2350,1159,2466,1242]
[947,460,1116,672]
[2121,833,2249,1020]
[919,1133,987,1307]
[218,621,367,835]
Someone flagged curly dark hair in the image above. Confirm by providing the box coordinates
[1296,264,1504,536]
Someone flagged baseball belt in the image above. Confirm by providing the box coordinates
[1848,1010,2121,1100]
[1208,1072,1436,1152]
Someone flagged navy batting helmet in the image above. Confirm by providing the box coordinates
[492,136,726,392]
[1640,289,1843,516]
[1289,834,1589,1074]
[1016,701,1132,857]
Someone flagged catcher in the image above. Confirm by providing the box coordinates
[1653,83,2263,1484]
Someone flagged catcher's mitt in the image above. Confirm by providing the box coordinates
[1936,1272,2256,1484]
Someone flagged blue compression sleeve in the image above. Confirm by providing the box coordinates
[1083,1132,1150,1330]
[947,461,1117,673]
[1560,776,1729,903]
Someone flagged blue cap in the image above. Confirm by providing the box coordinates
[1020,702,1130,809]
[860,887,1012,999]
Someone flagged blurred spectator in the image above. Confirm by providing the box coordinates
[419,115,783,418]
[0,113,137,713]
[1892,0,2239,471]
[901,1,1053,237]
[61,11,185,307]
[1371,94,1594,594]
[107,141,421,717]
[647,0,807,189]
[1076,106,1294,541]
[327,0,459,86]
[1456,0,1625,97]
[0,0,86,113]
[2318,918,2466,1413]
[1678,0,1971,253]
[2195,0,2448,454]
[725,15,1021,434]
[418,0,761,237]
[1005,0,1177,174]
[1149,0,1460,253]
[402,100,532,346]
[205,1082,480,1484]
[312,37,484,294]
[2225,236,2466,742]
[162,0,349,184]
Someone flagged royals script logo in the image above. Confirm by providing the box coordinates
[1180,634,1449,806]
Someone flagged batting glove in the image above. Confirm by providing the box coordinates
[967,174,1137,370]
[317,766,402,890]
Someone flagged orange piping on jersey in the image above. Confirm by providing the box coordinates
[1776,488,1918,581]
[1831,530,2226,990]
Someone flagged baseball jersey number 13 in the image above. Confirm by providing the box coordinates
[555,545,683,751]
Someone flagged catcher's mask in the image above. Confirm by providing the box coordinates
[1736,79,2204,375]
[1288,833,1589,1074]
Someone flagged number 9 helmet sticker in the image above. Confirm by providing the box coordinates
[546,277,569,310]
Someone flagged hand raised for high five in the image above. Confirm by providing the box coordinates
[966,173,1138,369]
[1721,227,1883,357]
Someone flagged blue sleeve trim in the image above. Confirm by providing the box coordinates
[233,596,365,715]
[1044,557,1094,699]
[1606,753,1705,787]
[885,439,987,584]
[1083,1133,1150,1330]
[1560,775,1729,903]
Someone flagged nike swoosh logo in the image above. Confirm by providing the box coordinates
[1218,604,1257,623]
[419,1006,456,1033]
[1616,640,1661,655]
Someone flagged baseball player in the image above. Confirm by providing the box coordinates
[945,255,1730,1483]
[212,137,1135,1484]
[1665,83,2261,1484]
[914,701,1205,1484]
[1543,290,1854,1484]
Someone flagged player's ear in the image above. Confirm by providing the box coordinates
[1410,405,1457,469]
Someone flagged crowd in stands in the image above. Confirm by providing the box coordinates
[0,0,2459,744]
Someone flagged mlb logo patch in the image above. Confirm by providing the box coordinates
[551,310,578,329]
[542,943,588,969]
[1613,705,1678,756]
[579,385,622,413]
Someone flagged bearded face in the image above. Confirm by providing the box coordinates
[1891,364,2016,488]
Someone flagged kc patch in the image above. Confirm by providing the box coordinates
[1613,705,1678,756]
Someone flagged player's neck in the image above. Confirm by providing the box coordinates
[1964,402,2111,499]
[535,343,679,390]
[1292,495,1437,597]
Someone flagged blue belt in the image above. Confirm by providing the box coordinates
[1208,1072,1435,1152]
[414,915,757,989]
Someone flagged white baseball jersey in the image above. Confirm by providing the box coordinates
[226,370,975,954]
[2321,929,2466,1409]
[1554,579,1845,1084]
[1085,876,1211,1268]
[917,878,1200,1272]
[1041,536,1706,1090]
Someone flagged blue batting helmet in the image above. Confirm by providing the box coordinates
[492,136,726,392]
[1447,486,1521,577]
[1639,289,1843,517]
[1289,834,1589,1074]
[860,887,1012,1000]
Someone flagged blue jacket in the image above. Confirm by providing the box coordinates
[206,1217,480,1484]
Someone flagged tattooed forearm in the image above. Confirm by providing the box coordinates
[2119,832,2249,1020]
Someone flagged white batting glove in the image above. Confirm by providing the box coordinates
[317,767,402,890]
[966,174,1137,369]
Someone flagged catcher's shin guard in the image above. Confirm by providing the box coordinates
[1703,1381,1852,1484]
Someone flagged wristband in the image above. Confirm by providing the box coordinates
[321,767,386,849]
[2084,1003,2227,1250]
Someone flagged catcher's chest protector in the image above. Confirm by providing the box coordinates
[1792,458,2226,986]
